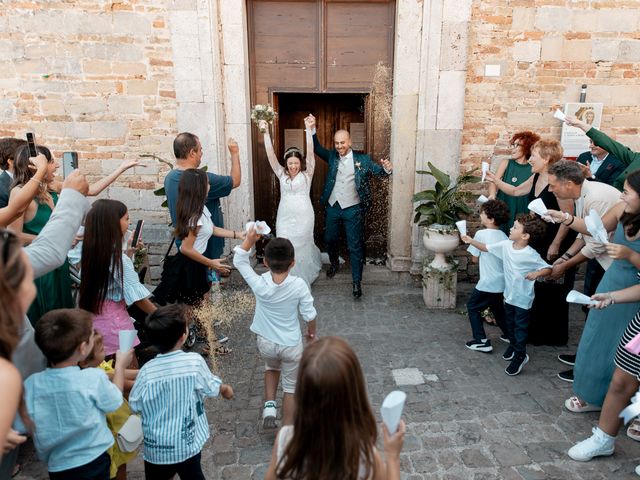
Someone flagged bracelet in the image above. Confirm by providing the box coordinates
[609,293,615,305]
[29,177,44,188]
[564,252,574,259]
[564,214,575,226]
[233,231,236,239]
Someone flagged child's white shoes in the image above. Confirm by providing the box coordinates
[568,427,615,462]
[263,401,277,429]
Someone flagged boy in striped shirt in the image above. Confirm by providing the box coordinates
[129,304,234,479]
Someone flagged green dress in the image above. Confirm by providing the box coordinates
[496,159,533,234]
[24,192,74,326]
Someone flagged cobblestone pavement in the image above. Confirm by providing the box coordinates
[15,279,640,479]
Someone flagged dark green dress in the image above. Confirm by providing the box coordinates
[496,159,533,234]
[24,192,74,326]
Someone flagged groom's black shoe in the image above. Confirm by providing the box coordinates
[352,282,362,299]
[327,263,339,279]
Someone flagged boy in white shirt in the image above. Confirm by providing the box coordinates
[462,199,510,353]
[462,214,551,376]
[233,228,317,428]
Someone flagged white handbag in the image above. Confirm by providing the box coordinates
[116,415,144,452]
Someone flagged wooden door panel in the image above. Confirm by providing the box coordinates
[248,0,395,257]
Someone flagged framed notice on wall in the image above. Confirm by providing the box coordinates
[560,102,603,157]
[350,123,365,151]
[284,129,304,153]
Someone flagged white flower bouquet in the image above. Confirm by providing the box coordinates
[251,104,277,133]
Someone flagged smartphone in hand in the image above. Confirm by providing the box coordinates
[26,132,38,157]
[131,220,144,248]
[62,152,78,178]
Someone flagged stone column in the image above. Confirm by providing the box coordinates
[386,0,423,273]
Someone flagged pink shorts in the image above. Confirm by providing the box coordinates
[93,300,140,356]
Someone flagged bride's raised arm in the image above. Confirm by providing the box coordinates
[259,120,284,177]
[304,117,315,177]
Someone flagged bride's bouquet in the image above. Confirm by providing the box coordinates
[251,104,276,133]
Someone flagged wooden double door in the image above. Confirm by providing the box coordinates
[248,0,395,257]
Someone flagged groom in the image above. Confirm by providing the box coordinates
[306,114,392,299]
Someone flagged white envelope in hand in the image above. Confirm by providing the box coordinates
[381,390,406,435]
[566,290,598,306]
[481,161,490,182]
[477,195,489,204]
[118,330,137,352]
[585,209,609,244]
[455,220,467,236]
[553,109,566,121]
[527,198,548,216]
[245,221,272,235]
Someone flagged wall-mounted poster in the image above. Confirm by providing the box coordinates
[284,129,304,154]
[560,102,603,157]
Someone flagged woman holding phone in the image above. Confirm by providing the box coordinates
[8,145,142,325]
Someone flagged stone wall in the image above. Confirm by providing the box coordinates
[0,0,178,224]
[461,0,640,176]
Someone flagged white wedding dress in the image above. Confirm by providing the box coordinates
[275,170,322,286]
[264,128,322,287]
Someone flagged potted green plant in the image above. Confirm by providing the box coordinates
[412,162,479,269]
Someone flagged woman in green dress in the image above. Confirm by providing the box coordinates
[8,145,142,325]
[489,131,540,234]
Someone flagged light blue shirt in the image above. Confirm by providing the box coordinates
[486,240,550,310]
[129,351,222,464]
[590,153,608,175]
[233,245,317,346]
[22,367,122,472]
[468,228,508,293]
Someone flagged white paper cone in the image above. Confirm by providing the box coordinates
[455,220,467,236]
[245,221,272,235]
[527,198,548,216]
[477,195,489,204]
[118,330,137,352]
[381,390,406,434]
[586,209,609,244]
[553,109,566,121]
[566,290,598,306]
[481,161,489,182]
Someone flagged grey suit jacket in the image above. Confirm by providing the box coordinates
[13,188,90,380]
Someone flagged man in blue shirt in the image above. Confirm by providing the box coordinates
[576,139,624,187]
[162,133,241,347]
[164,133,241,260]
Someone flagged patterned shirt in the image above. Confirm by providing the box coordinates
[129,350,222,464]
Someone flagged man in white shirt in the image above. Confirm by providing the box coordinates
[545,160,622,382]
[307,115,392,298]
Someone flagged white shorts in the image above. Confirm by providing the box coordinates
[256,335,303,394]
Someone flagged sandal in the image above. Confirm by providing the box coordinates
[565,396,601,413]
[627,418,640,441]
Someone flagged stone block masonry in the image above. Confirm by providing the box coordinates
[461,1,640,177]
[0,0,178,221]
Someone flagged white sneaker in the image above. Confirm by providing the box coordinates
[568,427,615,462]
[635,464,640,476]
[262,401,277,429]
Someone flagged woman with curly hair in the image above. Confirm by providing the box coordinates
[489,131,541,233]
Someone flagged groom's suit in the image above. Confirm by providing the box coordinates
[313,134,390,282]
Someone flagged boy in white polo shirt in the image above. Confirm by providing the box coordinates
[461,199,510,353]
[233,228,317,428]
[463,214,551,376]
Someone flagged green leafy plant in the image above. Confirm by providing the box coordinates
[144,154,207,209]
[412,162,480,227]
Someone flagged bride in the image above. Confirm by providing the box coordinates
[259,117,322,286]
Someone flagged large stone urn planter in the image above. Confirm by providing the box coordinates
[422,225,459,309]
